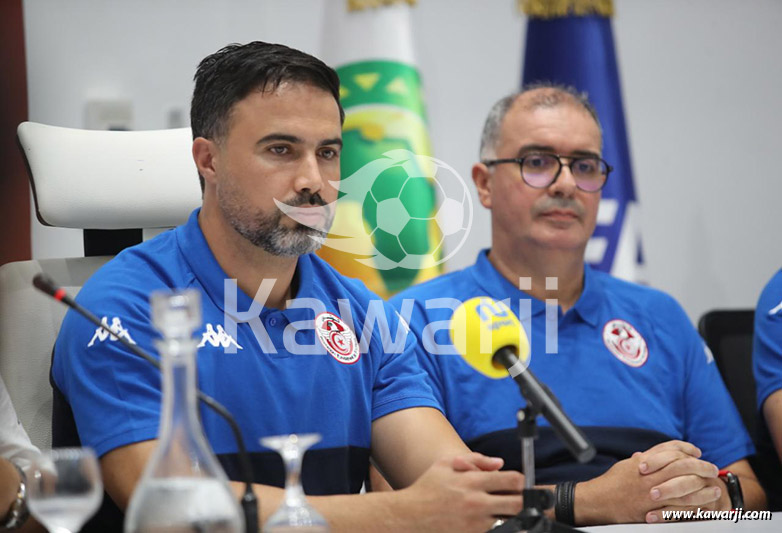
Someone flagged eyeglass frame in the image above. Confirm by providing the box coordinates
[481,152,613,192]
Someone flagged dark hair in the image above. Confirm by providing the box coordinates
[191,41,344,191]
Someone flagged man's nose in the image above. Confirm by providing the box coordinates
[548,163,577,197]
[294,154,324,194]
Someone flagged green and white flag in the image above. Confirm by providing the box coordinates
[319,0,468,298]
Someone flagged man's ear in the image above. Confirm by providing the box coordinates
[192,137,218,186]
[472,162,492,209]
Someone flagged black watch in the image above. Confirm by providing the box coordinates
[718,470,744,509]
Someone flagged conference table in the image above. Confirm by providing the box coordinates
[582,512,781,533]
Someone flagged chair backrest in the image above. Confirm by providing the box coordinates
[18,122,201,229]
[0,258,110,449]
[699,308,782,510]
[1,122,202,449]
[697,309,756,436]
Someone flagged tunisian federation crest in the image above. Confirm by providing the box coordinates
[602,319,648,367]
[315,312,360,364]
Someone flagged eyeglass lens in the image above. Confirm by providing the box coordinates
[521,154,607,192]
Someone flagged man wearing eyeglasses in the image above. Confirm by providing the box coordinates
[390,84,765,524]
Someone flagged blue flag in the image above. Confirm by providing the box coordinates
[521,3,644,281]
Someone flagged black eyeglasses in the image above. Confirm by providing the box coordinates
[482,152,613,192]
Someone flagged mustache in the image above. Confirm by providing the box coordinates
[273,191,335,232]
[533,196,584,217]
[281,191,327,208]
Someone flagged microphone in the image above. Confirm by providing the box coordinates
[449,297,595,463]
[34,273,259,533]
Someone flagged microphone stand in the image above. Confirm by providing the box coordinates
[490,348,588,533]
[489,406,583,533]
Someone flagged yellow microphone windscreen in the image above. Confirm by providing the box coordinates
[449,297,530,379]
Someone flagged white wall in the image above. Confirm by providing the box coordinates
[22,0,782,322]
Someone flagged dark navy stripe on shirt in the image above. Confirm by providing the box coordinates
[467,425,673,483]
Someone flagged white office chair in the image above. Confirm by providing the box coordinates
[0,122,201,449]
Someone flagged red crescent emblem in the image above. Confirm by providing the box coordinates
[315,312,360,364]
[602,319,648,367]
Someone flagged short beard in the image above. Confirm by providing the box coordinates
[236,215,327,257]
[220,189,330,257]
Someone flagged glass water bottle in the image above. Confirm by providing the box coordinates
[124,290,244,533]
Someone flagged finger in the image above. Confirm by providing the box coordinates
[637,440,702,465]
[669,484,722,508]
[452,456,480,472]
[639,450,691,474]
[470,470,525,494]
[651,475,721,504]
[638,445,705,474]
[484,493,524,518]
[645,505,692,524]
[452,453,504,472]
[659,457,719,480]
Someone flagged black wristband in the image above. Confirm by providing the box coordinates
[555,481,576,526]
[718,470,744,509]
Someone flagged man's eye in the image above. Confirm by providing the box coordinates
[320,148,339,160]
[269,146,289,155]
[524,154,555,169]
[574,159,598,174]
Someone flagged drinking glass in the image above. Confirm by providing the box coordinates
[260,433,329,532]
[27,447,103,533]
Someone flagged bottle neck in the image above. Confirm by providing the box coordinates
[157,338,201,445]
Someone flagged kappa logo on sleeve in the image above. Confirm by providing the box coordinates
[703,343,715,364]
[198,324,243,350]
[769,299,782,317]
[602,319,649,367]
[87,317,137,347]
[315,312,360,364]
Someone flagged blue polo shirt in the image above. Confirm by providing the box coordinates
[754,269,782,410]
[390,249,753,483]
[53,209,438,495]
[752,269,782,509]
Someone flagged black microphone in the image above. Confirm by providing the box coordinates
[450,296,595,464]
[34,273,259,533]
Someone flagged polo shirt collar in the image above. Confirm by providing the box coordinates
[175,208,323,321]
[468,249,546,323]
[571,265,601,327]
[468,248,602,326]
